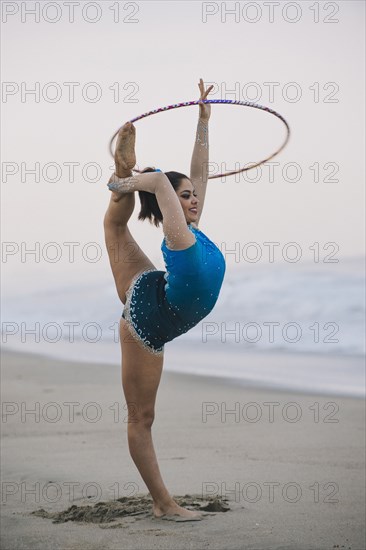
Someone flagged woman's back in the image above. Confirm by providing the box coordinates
[161,224,226,314]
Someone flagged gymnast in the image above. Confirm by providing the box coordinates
[104,79,226,521]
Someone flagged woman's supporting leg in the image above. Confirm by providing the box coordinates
[120,319,204,520]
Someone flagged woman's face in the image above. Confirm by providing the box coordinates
[175,179,199,224]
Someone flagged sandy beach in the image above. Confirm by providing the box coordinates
[1,348,365,550]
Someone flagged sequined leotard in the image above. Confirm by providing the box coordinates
[121,224,226,355]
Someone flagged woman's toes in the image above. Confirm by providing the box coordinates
[153,501,207,521]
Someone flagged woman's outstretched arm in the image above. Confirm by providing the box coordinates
[190,79,214,225]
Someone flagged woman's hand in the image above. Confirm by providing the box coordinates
[198,78,214,122]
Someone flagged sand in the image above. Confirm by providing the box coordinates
[1,348,365,550]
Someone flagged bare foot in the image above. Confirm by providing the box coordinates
[115,122,136,177]
[153,501,206,522]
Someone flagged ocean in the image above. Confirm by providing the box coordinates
[2,256,365,397]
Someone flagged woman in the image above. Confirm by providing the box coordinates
[104,80,226,521]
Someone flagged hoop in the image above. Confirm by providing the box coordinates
[108,99,290,179]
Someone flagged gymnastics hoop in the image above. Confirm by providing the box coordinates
[108,99,290,180]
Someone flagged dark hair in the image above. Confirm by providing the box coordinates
[137,168,189,227]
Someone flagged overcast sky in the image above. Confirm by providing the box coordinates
[1,0,365,295]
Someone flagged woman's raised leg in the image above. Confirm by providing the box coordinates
[104,124,157,303]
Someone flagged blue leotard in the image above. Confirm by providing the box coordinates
[121,224,225,355]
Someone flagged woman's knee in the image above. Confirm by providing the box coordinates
[128,407,155,430]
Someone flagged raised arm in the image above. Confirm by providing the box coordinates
[190,79,214,226]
